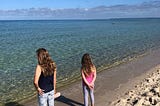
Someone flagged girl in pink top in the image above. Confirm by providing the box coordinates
[81,53,96,106]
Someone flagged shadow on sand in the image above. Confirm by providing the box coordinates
[55,95,84,106]
[4,102,24,106]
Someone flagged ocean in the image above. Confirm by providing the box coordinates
[0,18,160,104]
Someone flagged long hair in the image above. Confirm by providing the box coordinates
[81,53,94,76]
[36,48,56,77]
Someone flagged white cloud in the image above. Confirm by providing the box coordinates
[0,1,160,20]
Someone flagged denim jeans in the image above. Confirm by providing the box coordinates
[38,90,54,106]
[83,84,94,106]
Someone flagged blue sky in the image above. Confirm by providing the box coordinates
[0,0,154,10]
[0,0,160,20]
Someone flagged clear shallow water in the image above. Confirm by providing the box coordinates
[0,18,160,104]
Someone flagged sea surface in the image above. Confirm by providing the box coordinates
[0,18,160,104]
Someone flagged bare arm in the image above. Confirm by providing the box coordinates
[81,69,90,86]
[54,69,57,94]
[34,65,44,95]
[91,67,97,84]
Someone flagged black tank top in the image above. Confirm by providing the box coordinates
[38,72,54,93]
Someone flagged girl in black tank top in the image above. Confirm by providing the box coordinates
[34,48,57,106]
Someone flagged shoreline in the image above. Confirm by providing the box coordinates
[1,49,160,106]
[21,48,160,106]
[1,18,160,106]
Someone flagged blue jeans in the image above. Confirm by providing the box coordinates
[38,90,54,106]
[83,84,94,106]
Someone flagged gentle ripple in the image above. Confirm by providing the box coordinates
[0,18,160,104]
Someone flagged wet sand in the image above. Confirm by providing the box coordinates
[23,49,160,106]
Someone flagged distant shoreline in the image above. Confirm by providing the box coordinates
[0,17,160,21]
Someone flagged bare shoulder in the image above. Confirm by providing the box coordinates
[93,65,96,69]
[92,65,96,72]
[35,64,41,72]
[36,64,41,69]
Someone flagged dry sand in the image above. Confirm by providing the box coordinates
[111,65,160,106]
[22,49,160,106]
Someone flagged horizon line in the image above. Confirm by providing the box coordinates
[0,17,160,21]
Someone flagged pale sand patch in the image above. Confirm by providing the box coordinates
[111,66,160,106]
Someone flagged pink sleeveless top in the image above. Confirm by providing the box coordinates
[85,72,94,84]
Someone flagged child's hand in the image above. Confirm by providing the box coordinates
[89,84,94,89]
[37,88,45,95]
[91,82,94,86]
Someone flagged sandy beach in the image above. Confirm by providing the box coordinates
[111,65,160,106]
[18,49,160,106]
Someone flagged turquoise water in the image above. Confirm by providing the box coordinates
[0,18,160,104]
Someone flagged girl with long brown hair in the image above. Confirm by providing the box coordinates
[81,53,96,106]
[34,48,56,106]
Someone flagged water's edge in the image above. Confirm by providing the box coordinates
[3,48,153,106]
